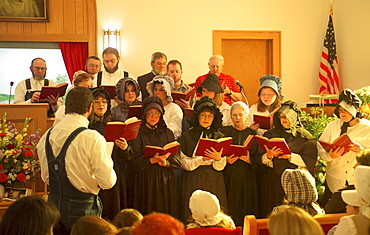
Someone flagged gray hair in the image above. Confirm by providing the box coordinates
[209,55,224,64]
[151,52,167,63]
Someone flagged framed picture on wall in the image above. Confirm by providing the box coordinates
[0,0,49,22]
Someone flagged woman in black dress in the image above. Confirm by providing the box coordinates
[257,100,317,218]
[180,96,228,223]
[219,101,259,225]
[89,88,131,221]
[131,96,181,218]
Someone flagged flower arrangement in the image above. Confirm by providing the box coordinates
[0,113,41,187]
[354,86,370,120]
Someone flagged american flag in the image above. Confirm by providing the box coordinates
[318,13,340,103]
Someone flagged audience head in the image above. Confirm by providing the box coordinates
[208,55,224,76]
[30,57,47,80]
[354,165,370,207]
[197,73,224,106]
[70,215,118,235]
[334,89,364,120]
[281,169,321,215]
[356,149,370,167]
[167,60,183,83]
[188,96,222,130]
[268,205,324,235]
[113,208,143,229]
[141,96,166,128]
[131,213,184,235]
[257,75,282,112]
[92,87,112,124]
[116,78,140,103]
[188,190,234,228]
[85,56,102,74]
[147,75,174,102]
[0,195,60,235]
[72,71,94,88]
[230,101,250,128]
[65,87,94,116]
[151,52,167,76]
[342,190,361,215]
[102,47,120,73]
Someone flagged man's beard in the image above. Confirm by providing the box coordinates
[32,71,46,81]
[104,63,119,74]
[153,69,166,76]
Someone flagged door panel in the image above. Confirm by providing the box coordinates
[213,30,281,106]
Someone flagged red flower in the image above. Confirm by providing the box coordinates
[0,133,6,138]
[0,164,4,170]
[6,144,15,150]
[0,174,8,182]
[24,150,33,157]
[17,173,26,182]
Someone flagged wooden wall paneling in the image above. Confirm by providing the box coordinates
[64,0,77,35]
[23,23,32,34]
[75,0,85,35]
[31,22,47,35]
[46,0,64,34]
[0,22,7,34]
[7,22,23,34]
[87,0,97,56]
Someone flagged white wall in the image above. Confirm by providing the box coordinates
[96,0,370,107]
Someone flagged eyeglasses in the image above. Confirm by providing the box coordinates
[146,112,161,117]
[33,67,46,71]
[88,64,100,68]
[232,113,245,118]
[260,93,275,97]
[94,100,108,104]
[200,113,214,119]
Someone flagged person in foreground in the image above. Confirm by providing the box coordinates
[131,213,185,235]
[257,100,317,218]
[37,87,117,234]
[276,168,324,216]
[71,215,120,235]
[318,89,370,206]
[180,96,228,223]
[220,101,259,224]
[0,195,60,235]
[268,205,324,235]
[131,96,181,218]
[186,190,235,229]
[334,163,370,234]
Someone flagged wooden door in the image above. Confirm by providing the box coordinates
[213,30,281,106]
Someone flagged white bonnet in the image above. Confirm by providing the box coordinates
[189,190,223,226]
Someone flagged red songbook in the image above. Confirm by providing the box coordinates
[100,85,116,99]
[188,82,196,87]
[39,83,68,99]
[253,114,273,130]
[318,134,353,155]
[171,87,196,102]
[103,117,142,142]
[226,135,255,157]
[143,141,180,157]
[254,135,291,155]
[195,137,233,157]
[127,105,142,119]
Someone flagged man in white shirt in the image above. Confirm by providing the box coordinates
[37,87,117,234]
[13,57,63,115]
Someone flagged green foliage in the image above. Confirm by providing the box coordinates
[300,107,337,199]
[54,73,69,85]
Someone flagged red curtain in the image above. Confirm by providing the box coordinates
[58,42,88,83]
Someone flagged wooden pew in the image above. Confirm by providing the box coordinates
[243,213,346,235]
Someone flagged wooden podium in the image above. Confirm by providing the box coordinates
[0,103,50,135]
